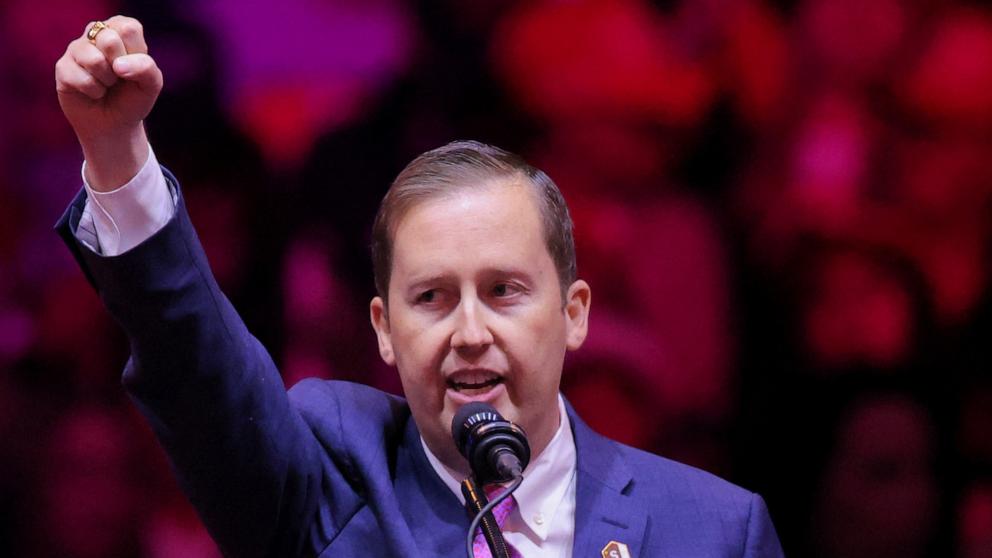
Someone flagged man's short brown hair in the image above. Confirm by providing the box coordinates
[371,140,576,302]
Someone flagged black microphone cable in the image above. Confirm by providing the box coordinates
[452,402,531,558]
[464,475,523,558]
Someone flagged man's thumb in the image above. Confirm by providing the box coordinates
[112,54,162,91]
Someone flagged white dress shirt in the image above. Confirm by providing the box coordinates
[76,147,173,255]
[76,150,579,556]
[423,395,577,558]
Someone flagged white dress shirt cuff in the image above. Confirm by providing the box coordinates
[79,144,175,256]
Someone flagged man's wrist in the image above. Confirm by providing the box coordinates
[80,124,150,192]
[79,143,173,256]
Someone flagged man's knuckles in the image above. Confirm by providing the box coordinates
[56,16,156,100]
[71,74,106,99]
[94,27,125,54]
[118,22,142,42]
[74,47,108,71]
[108,14,142,30]
[108,16,145,49]
[54,57,74,91]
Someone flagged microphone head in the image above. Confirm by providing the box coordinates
[451,402,530,483]
[451,402,503,449]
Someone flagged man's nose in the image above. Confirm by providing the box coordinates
[450,297,494,351]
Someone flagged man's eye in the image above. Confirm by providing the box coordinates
[492,283,518,297]
[416,290,437,304]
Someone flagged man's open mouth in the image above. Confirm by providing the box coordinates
[447,371,503,394]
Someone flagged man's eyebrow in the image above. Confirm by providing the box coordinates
[403,268,536,290]
[478,267,536,283]
[404,274,452,291]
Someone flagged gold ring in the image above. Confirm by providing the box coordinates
[86,21,108,43]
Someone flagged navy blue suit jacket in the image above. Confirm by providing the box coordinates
[57,170,785,557]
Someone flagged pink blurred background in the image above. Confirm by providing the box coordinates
[2,0,991,556]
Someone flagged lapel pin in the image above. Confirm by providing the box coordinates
[601,540,632,558]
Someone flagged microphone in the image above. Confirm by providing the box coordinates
[451,402,531,483]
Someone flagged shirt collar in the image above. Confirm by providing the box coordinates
[421,394,577,541]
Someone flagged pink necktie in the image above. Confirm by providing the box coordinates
[473,485,523,558]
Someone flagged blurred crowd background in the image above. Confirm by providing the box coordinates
[2,0,992,556]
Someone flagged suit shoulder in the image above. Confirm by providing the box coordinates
[287,379,410,447]
[614,441,755,510]
[288,379,408,423]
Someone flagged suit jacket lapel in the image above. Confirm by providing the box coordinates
[567,402,649,558]
[393,401,651,556]
[394,416,471,556]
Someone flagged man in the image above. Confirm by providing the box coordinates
[54,16,785,558]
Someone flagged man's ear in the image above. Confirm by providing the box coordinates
[370,296,395,365]
[564,280,591,351]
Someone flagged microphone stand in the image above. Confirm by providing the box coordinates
[461,475,524,558]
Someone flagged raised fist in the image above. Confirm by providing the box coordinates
[55,16,163,190]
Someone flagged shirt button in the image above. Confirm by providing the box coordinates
[534,513,544,525]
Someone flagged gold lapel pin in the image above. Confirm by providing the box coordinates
[601,540,632,558]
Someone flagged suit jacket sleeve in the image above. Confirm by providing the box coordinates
[55,169,360,558]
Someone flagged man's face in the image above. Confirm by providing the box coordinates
[370,180,590,473]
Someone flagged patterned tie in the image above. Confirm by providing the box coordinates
[473,485,523,558]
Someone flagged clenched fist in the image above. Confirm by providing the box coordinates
[55,16,163,191]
